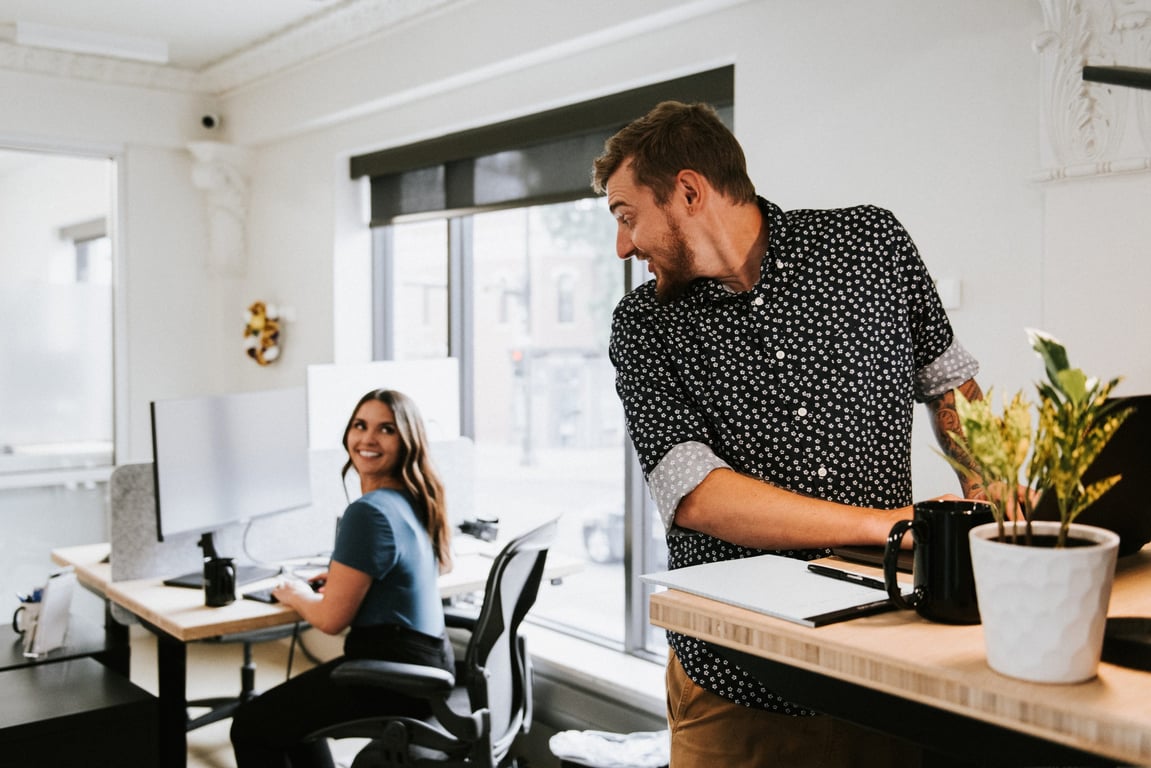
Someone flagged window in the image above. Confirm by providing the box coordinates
[378,200,657,647]
[0,149,115,585]
[376,220,448,360]
[470,202,627,640]
[354,67,732,655]
[0,152,114,480]
[555,272,576,324]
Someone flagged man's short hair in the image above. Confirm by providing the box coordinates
[592,101,756,206]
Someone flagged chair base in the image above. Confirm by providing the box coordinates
[185,636,264,730]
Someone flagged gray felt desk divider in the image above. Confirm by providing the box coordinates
[106,439,475,626]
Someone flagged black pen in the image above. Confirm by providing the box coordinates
[806,563,886,591]
[805,598,896,627]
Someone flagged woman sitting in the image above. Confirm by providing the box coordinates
[231,388,453,768]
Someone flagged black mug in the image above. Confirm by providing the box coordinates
[203,557,237,607]
[883,499,994,624]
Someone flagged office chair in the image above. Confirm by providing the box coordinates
[186,623,302,730]
[308,517,558,767]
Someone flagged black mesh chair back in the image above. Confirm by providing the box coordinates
[313,517,558,768]
[460,517,555,761]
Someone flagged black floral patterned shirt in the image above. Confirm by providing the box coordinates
[610,198,978,712]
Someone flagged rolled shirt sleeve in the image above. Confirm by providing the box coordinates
[647,441,732,532]
[914,338,980,401]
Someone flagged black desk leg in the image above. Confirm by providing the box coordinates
[156,632,189,768]
[97,602,131,676]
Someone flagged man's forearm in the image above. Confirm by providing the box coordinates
[926,377,985,498]
[674,468,911,550]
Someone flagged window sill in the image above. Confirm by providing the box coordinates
[519,623,666,720]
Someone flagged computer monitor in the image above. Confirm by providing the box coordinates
[150,387,312,547]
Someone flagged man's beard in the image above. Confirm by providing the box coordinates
[653,218,695,305]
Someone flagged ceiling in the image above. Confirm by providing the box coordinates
[0,0,432,172]
[0,0,348,71]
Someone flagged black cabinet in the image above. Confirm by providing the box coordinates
[0,657,157,767]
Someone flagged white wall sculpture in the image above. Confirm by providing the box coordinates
[1035,0,1151,179]
[188,140,251,276]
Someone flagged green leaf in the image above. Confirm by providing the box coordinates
[1054,368,1089,404]
[938,330,1134,547]
[1027,327,1070,380]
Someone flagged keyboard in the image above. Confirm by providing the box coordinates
[243,577,325,604]
[163,564,282,589]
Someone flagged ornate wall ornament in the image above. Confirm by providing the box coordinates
[1035,0,1151,180]
[188,141,251,276]
[243,300,282,366]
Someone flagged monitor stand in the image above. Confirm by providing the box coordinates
[161,532,281,589]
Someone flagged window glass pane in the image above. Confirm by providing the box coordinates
[0,150,113,476]
[0,150,113,602]
[391,220,448,360]
[470,199,627,642]
[76,236,112,285]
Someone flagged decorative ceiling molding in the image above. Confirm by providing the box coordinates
[1034,0,1151,181]
[0,39,200,92]
[197,0,459,95]
[0,0,461,96]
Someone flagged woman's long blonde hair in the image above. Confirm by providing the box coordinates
[341,389,452,572]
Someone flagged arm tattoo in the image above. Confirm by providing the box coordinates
[927,378,985,498]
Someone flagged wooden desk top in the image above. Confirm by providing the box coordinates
[650,550,1151,766]
[52,542,584,643]
[51,543,112,593]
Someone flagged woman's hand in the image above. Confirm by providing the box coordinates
[271,577,320,609]
[272,561,372,635]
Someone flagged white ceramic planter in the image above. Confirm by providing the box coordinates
[969,520,1120,684]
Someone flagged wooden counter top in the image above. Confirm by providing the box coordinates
[650,550,1151,765]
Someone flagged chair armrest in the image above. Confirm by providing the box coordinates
[444,607,478,632]
[331,659,455,700]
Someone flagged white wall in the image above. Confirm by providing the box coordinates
[1,0,1146,491]
[223,0,1053,497]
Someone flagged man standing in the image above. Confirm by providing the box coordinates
[594,101,983,767]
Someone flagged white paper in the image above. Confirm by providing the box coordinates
[643,554,912,627]
[25,568,75,656]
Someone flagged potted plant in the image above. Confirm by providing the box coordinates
[944,329,1134,683]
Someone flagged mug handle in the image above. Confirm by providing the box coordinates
[884,519,922,610]
[12,605,24,634]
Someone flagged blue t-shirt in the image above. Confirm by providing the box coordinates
[331,489,444,637]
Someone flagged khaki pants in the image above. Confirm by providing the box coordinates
[666,651,922,767]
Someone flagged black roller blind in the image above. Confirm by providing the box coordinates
[351,66,734,225]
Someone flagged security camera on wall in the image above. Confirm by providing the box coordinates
[201,114,221,130]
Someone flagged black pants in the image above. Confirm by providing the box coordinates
[231,624,455,768]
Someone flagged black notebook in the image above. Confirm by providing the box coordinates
[163,563,281,589]
[832,545,913,574]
